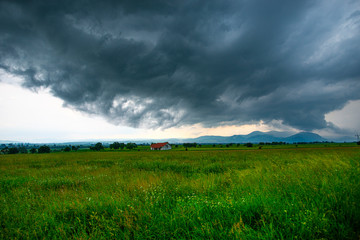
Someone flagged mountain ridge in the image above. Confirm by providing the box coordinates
[176,131,327,144]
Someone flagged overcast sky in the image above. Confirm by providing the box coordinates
[0,0,359,142]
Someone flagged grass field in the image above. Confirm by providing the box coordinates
[1,147,359,239]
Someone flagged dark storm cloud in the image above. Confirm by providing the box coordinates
[1,0,359,130]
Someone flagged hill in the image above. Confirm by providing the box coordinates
[176,131,327,144]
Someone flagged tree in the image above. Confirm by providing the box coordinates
[72,145,80,151]
[244,143,253,147]
[38,145,50,153]
[1,147,9,154]
[126,143,137,150]
[30,148,37,154]
[64,146,71,152]
[8,147,19,154]
[90,142,104,151]
[18,146,28,154]
[96,142,104,151]
[183,143,197,148]
[110,142,124,150]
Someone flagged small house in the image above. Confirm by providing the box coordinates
[150,142,172,150]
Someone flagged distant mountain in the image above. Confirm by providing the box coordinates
[246,131,266,137]
[284,132,326,143]
[266,131,296,138]
[246,134,282,143]
[191,135,231,143]
[171,131,328,144]
[243,131,283,142]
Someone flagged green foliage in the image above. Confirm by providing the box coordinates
[95,142,104,151]
[18,146,27,154]
[38,145,50,153]
[126,142,137,150]
[72,145,80,151]
[90,142,104,151]
[30,148,37,154]
[2,146,30,154]
[8,147,19,154]
[183,143,197,148]
[110,142,125,150]
[0,148,359,239]
[244,142,253,147]
[1,147,8,154]
[64,146,71,152]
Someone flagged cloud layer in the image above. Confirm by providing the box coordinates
[1,0,359,131]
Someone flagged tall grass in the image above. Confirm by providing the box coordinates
[1,148,359,239]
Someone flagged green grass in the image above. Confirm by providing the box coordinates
[1,147,359,239]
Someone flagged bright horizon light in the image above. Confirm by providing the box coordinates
[1,78,359,143]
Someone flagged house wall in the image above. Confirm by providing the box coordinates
[160,144,171,150]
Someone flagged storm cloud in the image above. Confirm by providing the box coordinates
[1,0,359,130]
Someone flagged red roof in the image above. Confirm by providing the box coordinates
[150,142,169,148]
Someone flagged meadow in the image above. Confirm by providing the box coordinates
[1,146,359,239]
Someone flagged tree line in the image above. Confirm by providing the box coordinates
[89,142,138,151]
[0,145,51,154]
[0,142,140,154]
